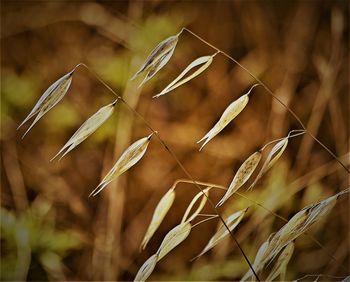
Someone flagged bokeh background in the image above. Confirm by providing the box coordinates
[1,0,349,281]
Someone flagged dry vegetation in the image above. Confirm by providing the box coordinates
[1,1,349,281]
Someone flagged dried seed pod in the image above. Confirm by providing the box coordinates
[134,254,158,282]
[153,54,216,98]
[197,95,248,150]
[18,70,74,138]
[249,138,288,190]
[131,34,179,85]
[89,133,153,197]
[217,151,262,207]
[266,242,294,281]
[156,222,192,261]
[51,100,118,161]
[194,208,247,259]
[140,188,176,250]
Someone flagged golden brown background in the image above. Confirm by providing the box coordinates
[1,0,349,281]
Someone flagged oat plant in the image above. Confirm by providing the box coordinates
[18,27,350,282]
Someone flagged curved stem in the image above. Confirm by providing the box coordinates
[182,28,349,174]
[259,130,306,152]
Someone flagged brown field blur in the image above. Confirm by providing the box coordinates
[1,1,349,281]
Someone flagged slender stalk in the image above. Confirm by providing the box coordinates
[192,215,219,228]
[74,63,261,281]
[182,28,349,174]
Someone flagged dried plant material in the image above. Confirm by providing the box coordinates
[240,238,271,282]
[134,254,158,282]
[153,54,216,98]
[140,188,176,250]
[249,138,288,190]
[194,208,247,259]
[266,242,294,281]
[181,187,211,223]
[131,34,179,86]
[89,133,153,197]
[18,71,74,138]
[217,151,262,207]
[156,222,192,261]
[261,193,344,266]
[197,84,259,150]
[51,100,118,161]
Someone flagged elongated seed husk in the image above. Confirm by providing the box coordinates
[249,138,288,190]
[217,151,262,207]
[131,34,179,85]
[266,242,294,281]
[18,71,74,138]
[194,208,247,259]
[89,133,153,197]
[261,193,343,267]
[156,222,192,261]
[153,54,215,98]
[51,100,117,161]
[141,188,176,250]
[134,254,158,282]
[197,94,249,151]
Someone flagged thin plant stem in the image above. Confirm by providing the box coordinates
[192,215,219,228]
[74,63,261,281]
[259,130,306,152]
[181,28,349,174]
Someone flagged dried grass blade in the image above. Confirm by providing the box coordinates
[131,34,179,83]
[89,133,153,197]
[140,188,176,251]
[266,242,294,281]
[181,187,211,223]
[18,71,74,138]
[197,94,249,151]
[217,151,262,207]
[156,222,192,261]
[134,254,158,282]
[249,138,288,190]
[51,100,117,161]
[193,208,247,259]
[153,54,215,98]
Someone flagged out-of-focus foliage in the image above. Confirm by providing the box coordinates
[1,0,349,281]
[1,197,82,281]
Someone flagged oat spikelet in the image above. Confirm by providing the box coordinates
[266,242,294,281]
[156,222,192,261]
[18,70,74,138]
[134,254,158,282]
[89,133,153,197]
[249,137,288,190]
[193,208,248,259]
[181,187,211,223]
[131,34,179,86]
[153,53,216,98]
[240,237,272,282]
[140,188,176,251]
[262,193,342,266]
[217,151,262,207]
[197,84,258,151]
[51,100,118,161]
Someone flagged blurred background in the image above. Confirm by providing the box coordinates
[1,0,349,281]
